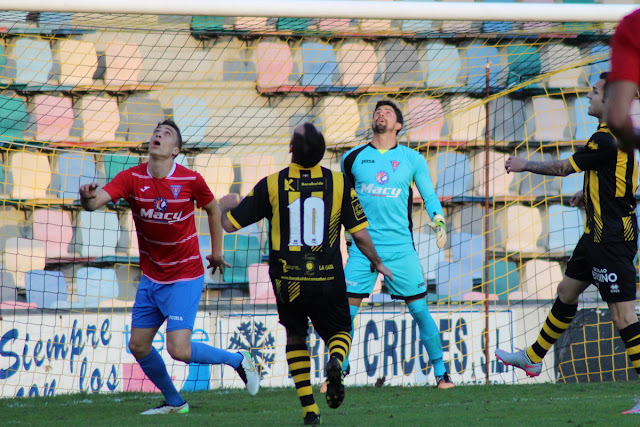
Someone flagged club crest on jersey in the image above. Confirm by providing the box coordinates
[153,196,169,212]
[170,185,182,199]
[375,171,389,185]
[391,161,400,171]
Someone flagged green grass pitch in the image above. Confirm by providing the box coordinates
[2,382,640,426]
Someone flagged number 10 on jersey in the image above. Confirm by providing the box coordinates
[288,197,325,247]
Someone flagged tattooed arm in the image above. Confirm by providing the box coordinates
[504,156,575,176]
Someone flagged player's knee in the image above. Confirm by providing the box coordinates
[166,343,190,363]
[128,340,151,360]
[556,280,580,305]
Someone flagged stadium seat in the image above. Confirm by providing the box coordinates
[193,153,235,199]
[239,154,280,197]
[3,237,46,288]
[571,97,599,141]
[450,232,485,276]
[117,94,164,143]
[73,95,120,142]
[425,41,462,89]
[223,234,262,284]
[255,40,293,88]
[524,96,571,142]
[0,207,25,252]
[0,95,28,141]
[520,259,563,301]
[5,37,53,85]
[337,40,379,87]
[317,96,360,146]
[51,39,98,86]
[190,15,226,32]
[0,301,38,310]
[481,0,514,33]
[98,151,139,185]
[117,210,139,257]
[494,205,544,253]
[405,97,445,144]
[8,151,52,199]
[450,204,487,236]
[105,44,143,85]
[414,231,445,283]
[71,267,119,308]
[459,44,505,90]
[114,263,141,301]
[489,97,526,142]
[0,154,6,197]
[545,204,584,256]
[0,270,18,302]
[501,44,541,88]
[299,41,339,86]
[540,44,584,88]
[38,12,72,30]
[25,270,68,309]
[587,45,609,87]
[398,0,436,32]
[435,260,474,301]
[486,260,520,300]
[31,209,73,258]
[234,17,270,32]
[31,95,74,142]
[173,96,210,144]
[431,151,472,198]
[468,150,515,197]
[222,57,257,82]
[0,11,28,29]
[559,150,582,197]
[51,151,97,200]
[75,210,120,258]
[382,40,426,87]
[276,18,310,31]
[444,96,486,141]
[138,34,213,83]
[248,262,275,304]
[515,151,561,197]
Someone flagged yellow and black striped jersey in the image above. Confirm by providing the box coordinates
[227,162,369,283]
[569,123,638,243]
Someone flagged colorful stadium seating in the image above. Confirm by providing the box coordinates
[431,151,472,198]
[8,151,52,199]
[75,210,120,258]
[444,96,486,141]
[559,150,582,196]
[193,153,235,199]
[382,40,425,87]
[525,96,571,142]
[255,40,294,88]
[25,270,68,308]
[117,94,164,143]
[52,39,97,86]
[436,260,475,301]
[405,97,445,143]
[489,97,526,142]
[540,44,584,88]
[73,95,120,142]
[425,41,462,89]
[239,154,280,197]
[0,95,28,141]
[5,37,53,85]
[173,96,210,144]
[317,96,360,145]
[515,151,561,197]
[469,150,515,197]
[494,205,544,253]
[501,44,541,88]
[459,43,505,90]
[337,40,378,86]
[0,270,18,302]
[3,237,46,288]
[31,95,74,142]
[51,151,97,200]
[298,41,339,86]
[520,259,563,300]
[545,204,584,256]
[31,209,73,258]
[105,44,143,85]
[486,260,520,300]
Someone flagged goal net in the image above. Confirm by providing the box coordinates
[0,3,638,397]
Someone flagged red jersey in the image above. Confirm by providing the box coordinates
[102,162,214,283]
[609,9,640,85]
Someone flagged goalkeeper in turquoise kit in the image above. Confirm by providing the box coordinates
[338,100,454,388]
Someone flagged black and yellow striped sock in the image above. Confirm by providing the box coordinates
[527,297,577,364]
[619,322,640,375]
[328,331,352,368]
[286,343,318,416]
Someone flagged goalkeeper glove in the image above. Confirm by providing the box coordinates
[427,213,447,249]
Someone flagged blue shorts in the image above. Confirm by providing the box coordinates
[344,249,427,300]
[131,275,204,332]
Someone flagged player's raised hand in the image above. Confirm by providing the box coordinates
[505,156,527,174]
[569,190,585,208]
[370,261,393,282]
[207,253,232,274]
[79,183,99,200]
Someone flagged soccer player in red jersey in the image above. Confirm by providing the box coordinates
[606,8,640,151]
[79,120,260,415]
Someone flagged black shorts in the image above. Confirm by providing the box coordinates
[565,234,638,303]
[273,277,351,343]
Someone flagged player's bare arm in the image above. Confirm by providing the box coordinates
[202,198,231,273]
[350,228,393,281]
[219,193,241,233]
[606,81,640,152]
[505,156,574,176]
[79,183,113,211]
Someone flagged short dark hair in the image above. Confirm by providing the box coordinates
[599,71,610,99]
[291,122,325,168]
[157,119,183,151]
[374,100,404,127]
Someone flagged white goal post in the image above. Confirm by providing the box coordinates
[5,0,638,22]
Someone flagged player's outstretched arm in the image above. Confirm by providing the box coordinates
[79,183,113,211]
[202,198,231,274]
[505,156,574,176]
[350,228,393,282]
[219,193,241,233]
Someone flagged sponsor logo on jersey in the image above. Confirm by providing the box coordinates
[140,208,183,221]
[375,171,389,184]
[170,184,182,199]
[360,183,401,198]
[391,161,400,171]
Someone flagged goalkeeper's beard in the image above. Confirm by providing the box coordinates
[372,123,387,134]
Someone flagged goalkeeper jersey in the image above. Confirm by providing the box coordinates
[342,143,443,253]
